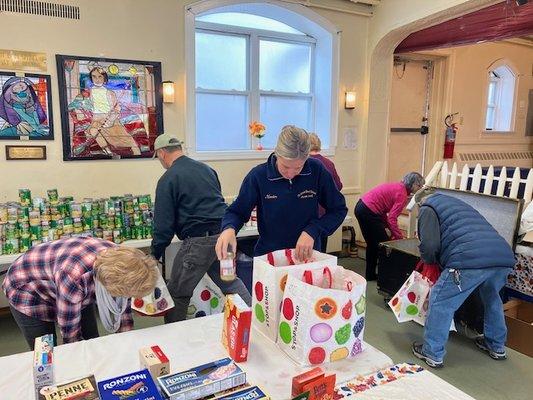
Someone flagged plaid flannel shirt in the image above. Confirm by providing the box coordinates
[2,237,134,343]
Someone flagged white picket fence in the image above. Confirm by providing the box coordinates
[406,161,533,237]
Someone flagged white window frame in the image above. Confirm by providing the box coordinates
[185,0,340,160]
[483,62,517,134]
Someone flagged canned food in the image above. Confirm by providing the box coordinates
[112,229,122,244]
[7,207,18,224]
[71,203,82,218]
[0,205,7,224]
[30,225,42,240]
[20,235,31,252]
[103,230,113,241]
[29,211,41,226]
[47,189,59,204]
[19,189,32,206]
[124,197,134,214]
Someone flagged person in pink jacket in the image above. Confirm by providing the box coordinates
[355,172,424,280]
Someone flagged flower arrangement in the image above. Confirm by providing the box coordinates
[249,121,266,150]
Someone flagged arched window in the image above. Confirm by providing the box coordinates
[185,1,339,159]
[485,64,516,132]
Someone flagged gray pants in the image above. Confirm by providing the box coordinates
[164,235,252,323]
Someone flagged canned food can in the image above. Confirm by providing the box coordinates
[6,238,19,254]
[47,189,59,204]
[121,227,131,241]
[19,206,30,221]
[19,189,32,206]
[114,215,123,228]
[103,230,113,241]
[112,229,122,244]
[29,211,41,227]
[31,240,42,247]
[94,228,103,239]
[6,223,17,239]
[71,203,82,218]
[124,197,134,214]
[0,205,7,224]
[82,202,92,218]
[30,226,42,240]
[20,235,31,252]
[7,207,18,224]
[143,225,152,239]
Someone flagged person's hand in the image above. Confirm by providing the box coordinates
[215,228,237,260]
[295,231,314,262]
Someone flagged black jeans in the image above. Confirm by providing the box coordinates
[164,234,252,323]
[10,303,100,349]
[354,200,389,281]
[320,235,328,253]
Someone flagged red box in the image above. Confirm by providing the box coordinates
[302,374,335,400]
[291,367,324,398]
[222,294,252,362]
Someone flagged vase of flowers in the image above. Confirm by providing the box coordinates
[249,121,266,150]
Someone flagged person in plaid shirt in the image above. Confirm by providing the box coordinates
[2,237,158,349]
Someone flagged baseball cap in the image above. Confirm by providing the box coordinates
[153,133,184,157]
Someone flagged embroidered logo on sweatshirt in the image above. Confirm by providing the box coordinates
[265,194,278,200]
[297,190,317,199]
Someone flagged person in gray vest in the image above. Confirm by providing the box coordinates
[412,189,515,368]
[151,133,251,323]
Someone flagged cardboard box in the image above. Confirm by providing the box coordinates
[98,368,162,400]
[291,367,324,398]
[214,385,270,399]
[504,300,533,357]
[222,294,252,363]
[38,375,99,400]
[33,334,54,395]
[302,374,335,400]
[139,345,170,380]
[157,358,246,400]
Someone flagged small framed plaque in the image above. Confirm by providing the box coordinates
[5,145,47,160]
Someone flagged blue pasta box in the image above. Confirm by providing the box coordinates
[97,369,163,400]
[215,386,270,400]
[157,358,246,400]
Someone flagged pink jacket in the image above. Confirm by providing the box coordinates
[361,182,408,239]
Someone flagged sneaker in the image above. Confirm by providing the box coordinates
[412,342,444,368]
[475,337,507,360]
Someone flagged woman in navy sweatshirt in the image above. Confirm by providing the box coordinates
[215,125,347,261]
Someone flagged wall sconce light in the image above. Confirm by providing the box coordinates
[162,81,175,103]
[345,91,356,109]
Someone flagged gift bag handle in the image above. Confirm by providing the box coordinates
[302,267,333,288]
[285,249,296,265]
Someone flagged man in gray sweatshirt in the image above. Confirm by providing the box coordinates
[151,134,251,323]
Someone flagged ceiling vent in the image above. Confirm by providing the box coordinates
[0,0,80,19]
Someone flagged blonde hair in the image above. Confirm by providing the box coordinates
[308,133,321,152]
[275,125,311,160]
[94,247,158,298]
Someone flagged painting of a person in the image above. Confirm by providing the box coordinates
[0,76,48,137]
[68,66,144,157]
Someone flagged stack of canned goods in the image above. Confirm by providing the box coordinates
[0,189,153,255]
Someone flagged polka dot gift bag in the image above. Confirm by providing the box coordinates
[131,268,175,316]
[388,268,431,323]
[277,266,367,366]
[187,274,225,319]
[252,249,338,342]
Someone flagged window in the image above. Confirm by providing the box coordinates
[485,64,516,132]
[186,2,338,159]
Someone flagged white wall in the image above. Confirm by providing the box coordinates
[0,0,367,214]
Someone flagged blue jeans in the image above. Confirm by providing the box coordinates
[423,267,511,362]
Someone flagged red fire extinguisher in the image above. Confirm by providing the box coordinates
[443,113,458,159]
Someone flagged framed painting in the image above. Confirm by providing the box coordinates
[56,55,163,161]
[0,72,54,140]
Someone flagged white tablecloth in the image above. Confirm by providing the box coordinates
[0,314,392,400]
[347,370,476,399]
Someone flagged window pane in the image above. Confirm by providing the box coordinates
[260,40,311,93]
[260,95,311,149]
[486,107,495,130]
[487,81,497,105]
[197,12,304,35]
[196,93,248,151]
[196,32,247,90]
